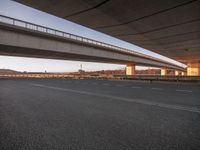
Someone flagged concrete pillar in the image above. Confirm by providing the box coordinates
[175,71,179,76]
[126,64,135,75]
[181,72,186,76]
[161,68,167,76]
[187,62,200,76]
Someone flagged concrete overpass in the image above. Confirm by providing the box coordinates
[14,0,200,76]
[0,15,185,75]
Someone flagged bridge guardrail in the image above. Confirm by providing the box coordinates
[1,74,200,83]
[113,75,200,82]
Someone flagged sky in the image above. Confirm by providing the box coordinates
[0,0,186,72]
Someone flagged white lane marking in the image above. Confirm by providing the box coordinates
[116,84,124,87]
[103,83,110,86]
[176,89,192,93]
[151,88,163,91]
[131,86,141,89]
[0,86,11,90]
[31,83,200,114]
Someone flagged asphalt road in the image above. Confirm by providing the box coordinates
[0,78,200,150]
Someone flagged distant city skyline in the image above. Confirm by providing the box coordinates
[0,0,186,72]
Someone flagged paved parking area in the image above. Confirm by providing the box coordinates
[0,79,200,150]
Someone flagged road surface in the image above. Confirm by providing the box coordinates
[0,78,200,150]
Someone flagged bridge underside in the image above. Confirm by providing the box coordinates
[0,44,138,65]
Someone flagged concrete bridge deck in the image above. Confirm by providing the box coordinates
[0,15,185,72]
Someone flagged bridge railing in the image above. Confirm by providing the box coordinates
[0,14,180,67]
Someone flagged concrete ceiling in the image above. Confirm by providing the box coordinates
[14,0,200,64]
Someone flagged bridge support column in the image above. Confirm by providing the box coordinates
[181,72,186,76]
[175,71,179,76]
[187,62,200,76]
[161,68,167,76]
[126,64,135,75]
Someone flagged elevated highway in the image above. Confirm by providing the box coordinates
[0,15,185,74]
[14,0,200,75]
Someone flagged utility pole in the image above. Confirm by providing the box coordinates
[80,64,82,70]
[79,64,83,79]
